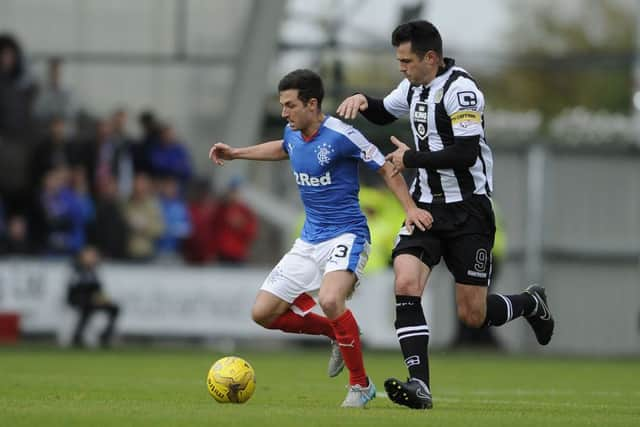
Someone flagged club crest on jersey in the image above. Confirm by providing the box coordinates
[315,143,334,166]
[413,101,428,140]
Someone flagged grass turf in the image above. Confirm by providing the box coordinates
[0,346,638,426]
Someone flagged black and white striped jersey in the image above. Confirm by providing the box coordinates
[383,59,493,204]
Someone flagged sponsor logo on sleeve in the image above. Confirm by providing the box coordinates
[361,146,378,162]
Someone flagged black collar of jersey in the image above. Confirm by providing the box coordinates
[436,57,455,77]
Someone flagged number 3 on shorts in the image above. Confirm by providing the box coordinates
[331,244,349,259]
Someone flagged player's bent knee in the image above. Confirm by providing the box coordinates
[457,305,485,328]
[251,307,272,328]
[318,295,341,319]
[394,275,420,295]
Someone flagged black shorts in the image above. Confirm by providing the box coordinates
[392,195,496,286]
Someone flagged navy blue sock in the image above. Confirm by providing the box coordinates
[484,293,536,327]
[395,295,430,387]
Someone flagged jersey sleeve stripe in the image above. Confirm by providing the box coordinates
[324,117,385,167]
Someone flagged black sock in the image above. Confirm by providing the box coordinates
[484,293,536,327]
[395,295,430,388]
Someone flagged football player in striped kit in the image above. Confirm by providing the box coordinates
[337,20,555,410]
[210,69,432,407]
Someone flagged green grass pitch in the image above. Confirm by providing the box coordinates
[1,346,638,426]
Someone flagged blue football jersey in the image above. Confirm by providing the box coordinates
[282,116,386,243]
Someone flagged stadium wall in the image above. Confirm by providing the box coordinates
[0,259,638,356]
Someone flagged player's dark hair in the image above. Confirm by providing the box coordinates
[278,69,324,109]
[392,20,442,57]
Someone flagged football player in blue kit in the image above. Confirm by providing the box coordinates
[209,69,433,408]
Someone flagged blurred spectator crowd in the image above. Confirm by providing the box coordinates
[0,33,258,264]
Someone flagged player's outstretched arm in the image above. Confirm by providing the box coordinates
[377,162,433,231]
[337,93,398,126]
[209,139,287,166]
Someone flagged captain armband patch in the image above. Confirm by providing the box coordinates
[450,110,482,127]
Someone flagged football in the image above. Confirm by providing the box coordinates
[206,356,256,403]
